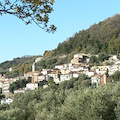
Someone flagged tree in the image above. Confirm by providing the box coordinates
[45,57,57,68]
[89,55,98,64]
[98,52,109,62]
[43,50,55,57]
[19,64,25,75]
[0,88,5,99]
[48,77,55,85]
[0,0,56,33]
[9,79,28,93]
[111,71,120,82]
[24,64,32,73]
[11,69,19,77]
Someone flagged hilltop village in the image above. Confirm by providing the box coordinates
[0,53,120,104]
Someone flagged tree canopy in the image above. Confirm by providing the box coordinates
[0,0,56,33]
[9,78,28,93]
[1,74,120,120]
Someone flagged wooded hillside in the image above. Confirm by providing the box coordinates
[54,14,120,55]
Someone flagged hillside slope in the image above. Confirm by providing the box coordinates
[54,14,120,55]
[0,56,33,69]
[0,56,39,75]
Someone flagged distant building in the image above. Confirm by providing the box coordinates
[14,89,25,94]
[38,74,46,82]
[0,76,5,82]
[48,70,61,83]
[84,70,95,77]
[91,74,101,87]
[112,55,118,60]
[43,84,48,89]
[2,81,11,94]
[35,57,43,63]
[72,72,80,78]
[55,64,68,70]
[109,63,120,75]
[71,53,89,64]
[69,63,89,72]
[0,81,3,88]
[9,67,14,72]
[60,69,70,75]
[60,73,73,82]
[1,98,13,104]
[91,66,110,75]
[41,69,52,75]
[91,74,111,87]
[26,83,38,90]
[24,71,40,83]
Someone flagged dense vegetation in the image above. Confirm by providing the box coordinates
[0,56,42,77]
[0,56,33,70]
[89,52,110,65]
[54,14,120,55]
[0,74,120,120]
[36,55,70,70]
[9,79,28,93]
[0,88,5,100]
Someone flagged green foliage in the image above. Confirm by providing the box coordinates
[45,57,57,68]
[111,71,120,82]
[0,94,5,100]
[59,74,90,90]
[0,0,56,33]
[54,14,120,56]
[108,38,120,54]
[36,55,69,70]
[9,79,28,93]
[89,55,98,64]
[24,64,32,73]
[2,75,120,120]
[0,104,9,111]
[0,88,5,100]
[0,56,33,69]
[39,80,47,87]
[0,56,40,77]
[89,53,109,65]
[36,59,46,70]
[48,77,55,85]
[98,52,109,62]
[43,50,55,57]
[11,69,19,78]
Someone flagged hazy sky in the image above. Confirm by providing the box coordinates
[0,0,120,63]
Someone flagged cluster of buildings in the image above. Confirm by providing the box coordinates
[0,54,120,104]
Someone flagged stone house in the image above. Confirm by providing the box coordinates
[71,53,89,64]
[26,83,38,90]
[14,88,25,94]
[60,73,73,82]
[24,71,40,83]
[48,70,61,83]
[55,64,68,70]
[109,63,120,75]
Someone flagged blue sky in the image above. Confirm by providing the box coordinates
[0,0,120,63]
